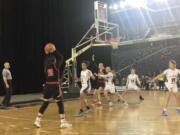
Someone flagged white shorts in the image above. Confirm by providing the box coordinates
[80,83,91,94]
[104,84,116,94]
[165,82,178,93]
[127,84,139,91]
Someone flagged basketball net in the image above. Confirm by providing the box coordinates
[108,37,119,49]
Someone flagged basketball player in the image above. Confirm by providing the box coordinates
[151,60,180,116]
[1,62,13,107]
[97,66,116,106]
[124,68,144,101]
[112,70,128,105]
[34,43,72,128]
[75,61,95,117]
[93,63,106,105]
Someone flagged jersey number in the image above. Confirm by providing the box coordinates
[47,69,54,77]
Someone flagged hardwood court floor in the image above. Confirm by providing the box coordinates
[0,91,180,135]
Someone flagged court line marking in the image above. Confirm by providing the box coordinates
[0,115,180,123]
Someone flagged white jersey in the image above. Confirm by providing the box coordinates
[126,74,140,87]
[100,72,114,85]
[163,68,180,85]
[100,72,115,93]
[80,69,93,84]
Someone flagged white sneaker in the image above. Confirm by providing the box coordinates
[123,101,128,106]
[34,117,41,128]
[60,120,72,128]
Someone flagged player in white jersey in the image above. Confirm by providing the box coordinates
[124,68,144,101]
[75,61,95,117]
[152,60,180,116]
[96,67,116,106]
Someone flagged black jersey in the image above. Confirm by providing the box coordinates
[97,69,106,83]
[44,50,63,84]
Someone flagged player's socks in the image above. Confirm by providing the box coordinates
[161,108,168,116]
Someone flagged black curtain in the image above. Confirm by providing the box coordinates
[0,0,111,95]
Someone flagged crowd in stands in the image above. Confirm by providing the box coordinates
[112,39,180,90]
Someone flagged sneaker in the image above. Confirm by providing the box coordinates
[176,108,180,113]
[109,102,113,107]
[60,120,72,128]
[34,117,41,128]
[123,101,128,106]
[161,110,168,116]
[139,96,144,101]
[75,111,85,117]
[84,108,92,114]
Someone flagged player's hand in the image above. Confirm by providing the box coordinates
[94,73,98,76]
[75,78,80,82]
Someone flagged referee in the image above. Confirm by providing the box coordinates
[1,62,13,107]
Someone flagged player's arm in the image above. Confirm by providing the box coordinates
[52,50,64,68]
[136,75,141,86]
[2,72,9,88]
[89,70,95,80]
[98,74,108,79]
[151,73,164,82]
[126,76,129,88]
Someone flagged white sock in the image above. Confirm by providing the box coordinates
[61,119,65,123]
[163,108,167,111]
[177,107,180,110]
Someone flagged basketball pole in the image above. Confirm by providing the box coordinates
[61,1,120,92]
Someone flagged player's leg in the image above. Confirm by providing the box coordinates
[134,85,144,101]
[55,94,72,128]
[104,89,111,106]
[116,91,128,105]
[76,84,89,116]
[83,85,93,113]
[137,90,144,101]
[96,87,103,105]
[172,86,180,113]
[93,89,98,103]
[34,85,51,128]
[162,91,172,116]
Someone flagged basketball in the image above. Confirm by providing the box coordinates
[44,43,56,54]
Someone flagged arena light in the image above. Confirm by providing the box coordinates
[125,0,146,8]
[119,1,127,9]
[103,4,107,8]
[112,4,119,10]
[156,0,166,2]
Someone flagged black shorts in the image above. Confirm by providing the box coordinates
[96,82,105,89]
[43,84,62,100]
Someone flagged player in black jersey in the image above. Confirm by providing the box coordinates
[34,43,72,128]
[93,63,106,105]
